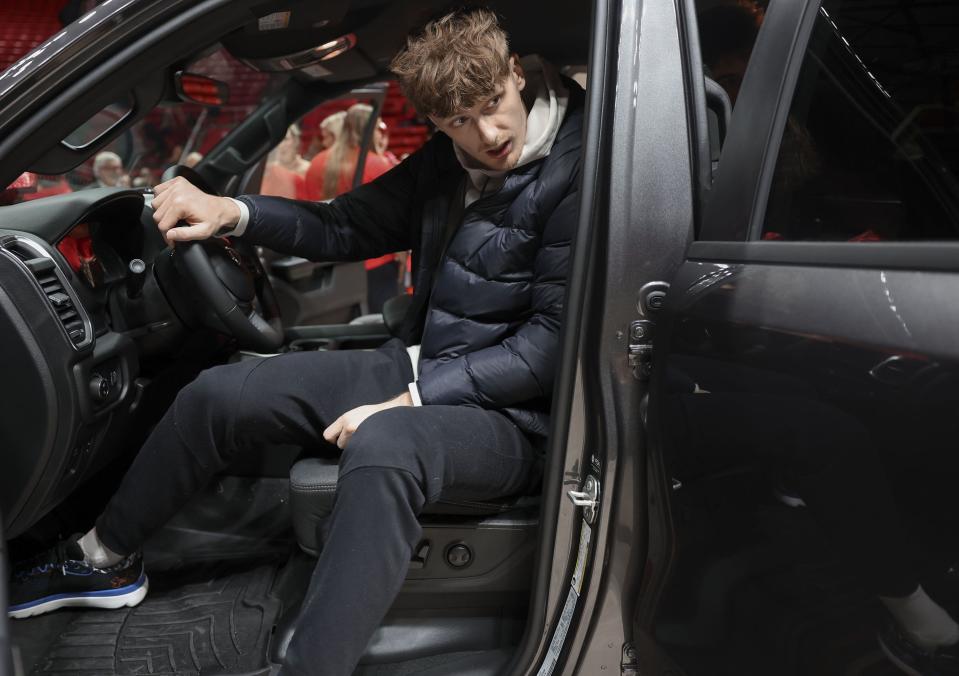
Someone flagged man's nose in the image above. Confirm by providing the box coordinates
[477,119,498,146]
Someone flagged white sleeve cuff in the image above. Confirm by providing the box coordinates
[408,381,423,407]
[219,198,250,237]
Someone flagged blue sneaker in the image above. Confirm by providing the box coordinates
[8,534,148,619]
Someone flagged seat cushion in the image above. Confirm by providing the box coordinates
[289,457,539,555]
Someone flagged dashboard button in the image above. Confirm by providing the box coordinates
[89,374,112,402]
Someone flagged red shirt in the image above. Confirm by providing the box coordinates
[261,163,306,200]
[304,148,397,271]
[304,148,392,201]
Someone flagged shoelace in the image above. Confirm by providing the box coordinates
[13,540,87,581]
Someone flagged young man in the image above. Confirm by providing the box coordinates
[9,8,583,675]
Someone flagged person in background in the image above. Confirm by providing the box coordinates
[261,124,310,199]
[305,105,398,311]
[374,119,400,166]
[92,151,130,188]
[320,110,346,151]
[304,104,392,201]
[131,168,154,189]
[305,110,346,160]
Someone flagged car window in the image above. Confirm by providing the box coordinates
[694,0,769,196]
[250,81,430,201]
[249,81,430,326]
[697,1,766,112]
[1,47,285,205]
[760,0,959,242]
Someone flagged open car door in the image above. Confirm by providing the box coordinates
[642,0,959,673]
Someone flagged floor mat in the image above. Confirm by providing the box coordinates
[16,562,281,675]
[353,649,514,676]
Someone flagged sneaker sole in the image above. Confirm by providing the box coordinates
[8,573,148,620]
[878,631,923,676]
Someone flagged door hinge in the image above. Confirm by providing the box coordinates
[627,320,654,381]
[566,475,600,524]
[621,643,639,675]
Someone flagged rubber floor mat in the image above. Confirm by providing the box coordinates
[26,562,281,675]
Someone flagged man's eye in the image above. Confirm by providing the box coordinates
[488,96,501,108]
[452,117,467,128]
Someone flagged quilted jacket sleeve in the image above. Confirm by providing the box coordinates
[415,177,580,408]
[235,145,428,261]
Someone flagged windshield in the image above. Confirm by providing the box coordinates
[1,47,287,205]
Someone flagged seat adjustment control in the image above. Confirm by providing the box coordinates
[446,543,472,568]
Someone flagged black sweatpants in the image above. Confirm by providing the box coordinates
[95,339,540,676]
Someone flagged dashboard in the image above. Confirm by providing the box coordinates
[58,221,126,290]
[0,188,190,539]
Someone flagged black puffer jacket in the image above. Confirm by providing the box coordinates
[238,85,583,436]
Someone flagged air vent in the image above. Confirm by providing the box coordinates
[32,265,87,345]
[1,237,32,261]
[1,236,89,347]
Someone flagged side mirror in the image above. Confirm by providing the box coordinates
[174,72,230,107]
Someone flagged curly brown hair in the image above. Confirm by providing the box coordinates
[389,7,512,118]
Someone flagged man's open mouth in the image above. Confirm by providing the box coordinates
[486,140,512,159]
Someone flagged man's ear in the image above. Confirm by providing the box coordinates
[510,54,526,92]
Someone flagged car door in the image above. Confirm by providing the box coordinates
[642,0,959,674]
[505,0,697,672]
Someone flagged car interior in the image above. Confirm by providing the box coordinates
[0,1,593,674]
[9,0,956,674]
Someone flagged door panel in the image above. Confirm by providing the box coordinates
[649,0,959,673]
[651,259,959,675]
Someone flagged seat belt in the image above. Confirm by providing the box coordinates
[434,177,468,279]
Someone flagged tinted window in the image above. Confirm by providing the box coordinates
[761,0,959,242]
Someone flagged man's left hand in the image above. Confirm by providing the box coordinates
[323,392,413,449]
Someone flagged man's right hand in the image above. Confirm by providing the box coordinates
[152,176,241,245]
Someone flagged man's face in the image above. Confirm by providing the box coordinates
[430,57,527,171]
[97,160,124,186]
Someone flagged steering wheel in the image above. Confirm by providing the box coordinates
[163,165,284,353]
